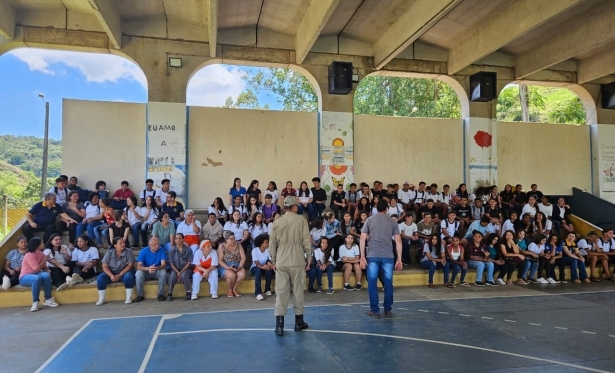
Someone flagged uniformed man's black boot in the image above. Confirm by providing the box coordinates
[275,316,284,336]
[294,315,308,332]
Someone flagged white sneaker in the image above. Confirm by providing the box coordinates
[65,276,76,287]
[265,291,272,296]
[256,294,264,301]
[43,298,59,307]
[191,294,198,300]
[497,278,506,285]
[96,299,106,306]
[72,274,84,283]
[546,277,557,284]
[537,278,548,284]
[30,302,39,312]
[2,276,10,291]
[56,283,69,292]
[125,298,132,304]
[211,294,218,299]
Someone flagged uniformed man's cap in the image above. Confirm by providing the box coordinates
[284,196,299,207]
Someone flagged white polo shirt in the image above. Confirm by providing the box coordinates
[397,189,416,204]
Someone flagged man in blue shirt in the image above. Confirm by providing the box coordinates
[135,237,168,302]
[24,192,77,243]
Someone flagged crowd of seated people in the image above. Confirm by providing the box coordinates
[5,175,615,312]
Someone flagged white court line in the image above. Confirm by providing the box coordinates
[555,327,568,330]
[529,323,541,326]
[459,314,471,317]
[137,316,167,373]
[482,317,494,320]
[397,308,408,310]
[418,310,429,312]
[504,320,517,323]
[438,312,449,315]
[582,331,597,335]
[609,335,615,338]
[157,328,613,373]
[35,319,93,373]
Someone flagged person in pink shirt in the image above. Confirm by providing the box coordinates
[111,181,136,210]
[19,237,60,312]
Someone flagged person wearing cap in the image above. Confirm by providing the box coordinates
[175,209,201,253]
[166,233,194,301]
[397,182,416,211]
[191,240,219,299]
[270,196,313,336]
[23,192,77,243]
[383,184,396,203]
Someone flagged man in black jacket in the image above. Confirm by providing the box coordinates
[551,198,574,236]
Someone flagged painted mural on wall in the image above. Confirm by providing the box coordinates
[146,102,187,203]
[599,142,615,203]
[467,119,497,189]
[320,111,354,194]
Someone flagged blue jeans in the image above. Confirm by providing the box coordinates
[467,260,494,282]
[87,221,104,244]
[250,267,273,295]
[420,260,450,284]
[297,203,314,219]
[97,271,135,290]
[141,223,154,246]
[76,222,87,239]
[19,272,53,303]
[519,259,539,280]
[556,257,587,281]
[310,202,325,221]
[307,263,335,288]
[131,223,142,247]
[366,257,394,313]
[449,262,467,283]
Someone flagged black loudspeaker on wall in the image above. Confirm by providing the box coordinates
[601,82,615,110]
[470,72,497,102]
[328,61,353,95]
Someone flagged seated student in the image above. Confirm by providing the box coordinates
[440,184,453,217]
[209,197,228,226]
[2,235,28,289]
[595,228,615,280]
[484,233,506,285]
[536,233,557,284]
[95,180,110,199]
[462,216,495,246]
[191,240,219,300]
[521,196,538,220]
[66,176,83,196]
[526,234,553,284]
[470,198,485,222]
[265,182,279,210]
[323,212,343,260]
[49,177,68,205]
[397,182,415,211]
[346,183,359,215]
[176,209,201,253]
[140,179,157,205]
[527,184,544,202]
[19,237,59,312]
[166,233,194,301]
[351,211,368,245]
[251,234,274,300]
[546,234,565,283]
[465,230,496,286]
[562,232,590,283]
[228,195,247,222]
[515,213,534,237]
[248,213,268,248]
[420,234,449,288]
[309,217,325,247]
[139,195,159,245]
[78,192,103,244]
[307,237,336,294]
[202,213,223,249]
[280,181,297,206]
[445,235,469,286]
[498,230,526,285]
[111,181,135,210]
[532,211,552,237]
[499,184,515,219]
[427,183,443,211]
[370,196,381,216]
[108,211,130,248]
[151,212,176,252]
[61,191,86,246]
[354,197,371,220]
[310,177,327,222]
[224,210,250,252]
[134,237,168,302]
[485,198,502,225]
[487,185,501,205]
[330,184,347,221]
[416,213,436,250]
[23,192,76,244]
[453,197,472,230]
[155,178,171,207]
[420,199,440,224]
[501,212,518,237]
[336,234,362,291]
[246,195,262,224]
[124,196,143,247]
[262,194,279,225]
[267,211,281,233]
[44,234,79,292]
[162,191,185,228]
[387,197,405,222]
[452,183,469,206]
[97,199,115,246]
[229,177,247,207]
[551,198,574,236]
[399,213,418,265]
[537,195,553,222]
[413,182,429,213]
[296,181,314,219]
[246,180,262,204]
[218,231,246,298]
[517,233,548,284]
[339,212,354,238]
[441,211,460,246]
[96,237,135,305]
[70,235,99,281]
[382,183,397,203]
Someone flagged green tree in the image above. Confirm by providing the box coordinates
[497,85,585,124]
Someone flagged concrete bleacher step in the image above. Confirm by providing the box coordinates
[0,267,584,308]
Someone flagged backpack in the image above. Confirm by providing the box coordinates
[141,189,156,200]
[84,201,101,215]
[444,219,459,232]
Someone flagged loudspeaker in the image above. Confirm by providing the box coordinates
[470,72,497,102]
[328,62,353,95]
[601,82,615,110]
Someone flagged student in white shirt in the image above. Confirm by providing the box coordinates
[306,237,336,294]
[138,195,159,246]
[71,234,99,281]
[223,210,249,251]
[532,211,552,237]
[387,197,405,222]
[140,179,157,204]
[501,212,518,237]
[124,196,143,247]
[537,196,553,221]
[440,211,460,245]
[336,234,362,291]
[297,181,314,218]
[250,234,274,300]
[267,212,280,234]
[228,195,247,221]
[397,182,416,210]
[248,213,268,248]
[521,196,538,220]
[399,213,418,265]
[208,197,227,225]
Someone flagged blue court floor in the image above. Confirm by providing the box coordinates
[35,292,615,373]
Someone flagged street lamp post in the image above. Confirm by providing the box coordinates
[39,94,50,199]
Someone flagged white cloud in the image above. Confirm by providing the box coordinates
[9,48,147,88]
[187,65,246,107]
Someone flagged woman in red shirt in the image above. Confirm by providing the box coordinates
[19,237,60,312]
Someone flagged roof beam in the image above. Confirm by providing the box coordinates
[515,2,615,79]
[578,48,615,84]
[86,0,121,49]
[373,0,462,70]
[206,0,218,57]
[295,0,341,64]
[448,0,583,75]
[0,1,16,39]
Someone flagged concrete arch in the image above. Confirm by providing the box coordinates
[503,80,596,125]
[359,70,470,119]
[187,59,322,112]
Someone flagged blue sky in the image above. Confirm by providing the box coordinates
[0,48,279,140]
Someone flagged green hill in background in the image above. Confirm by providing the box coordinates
[0,135,62,178]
